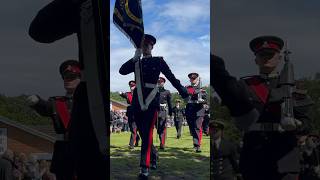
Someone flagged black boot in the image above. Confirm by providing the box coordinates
[138,167,149,179]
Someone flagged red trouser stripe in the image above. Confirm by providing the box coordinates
[146,111,158,167]
[133,128,137,145]
[199,127,203,146]
[162,127,166,146]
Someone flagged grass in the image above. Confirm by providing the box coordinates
[110,125,210,180]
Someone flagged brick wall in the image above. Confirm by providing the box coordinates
[0,122,54,154]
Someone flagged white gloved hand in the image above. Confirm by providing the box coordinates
[27,95,40,106]
[281,117,297,131]
[118,91,123,95]
[132,48,142,62]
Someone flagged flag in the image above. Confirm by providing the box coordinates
[113,0,144,48]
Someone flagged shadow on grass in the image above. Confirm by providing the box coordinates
[111,145,209,180]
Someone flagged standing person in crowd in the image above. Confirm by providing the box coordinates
[185,72,207,152]
[27,60,81,180]
[300,134,320,180]
[0,149,14,180]
[211,121,242,180]
[120,80,140,149]
[119,34,189,178]
[24,155,41,180]
[156,77,172,150]
[172,99,185,139]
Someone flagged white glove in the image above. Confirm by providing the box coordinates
[118,91,123,95]
[281,117,297,131]
[27,95,40,106]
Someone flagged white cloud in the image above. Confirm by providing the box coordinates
[158,0,210,31]
[110,35,210,92]
[110,0,210,92]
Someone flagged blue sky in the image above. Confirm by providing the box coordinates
[110,0,210,92]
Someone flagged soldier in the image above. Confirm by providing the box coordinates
[212,36,314,180]
[172,99,185,139]
[120,80,141,149]
[202,103,210,136]
[119,34,189,178]
[185,72,207,152]
[28,1,108,179]
[156,77,172,150]
[27,60,81,180]
[300,134,320,180]
[210,120,242,180]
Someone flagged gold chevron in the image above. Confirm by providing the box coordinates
[125,0,142,24]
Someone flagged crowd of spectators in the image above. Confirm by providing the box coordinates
[0,149,55,180]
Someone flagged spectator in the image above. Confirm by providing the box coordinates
[12,153,22,180]
[24,155,41,180]
[0,149,14,180]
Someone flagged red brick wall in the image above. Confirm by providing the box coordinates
[0,122,54,154]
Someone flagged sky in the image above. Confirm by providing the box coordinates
[110,0,210,92]
[1,0,318,97]
[213,0,320,79]
[0,0,78,98]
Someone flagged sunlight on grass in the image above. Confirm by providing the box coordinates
[110,126,210,180]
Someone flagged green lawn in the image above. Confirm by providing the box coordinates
[110,126,210,180]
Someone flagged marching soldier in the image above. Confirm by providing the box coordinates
[210,120,242,180]
[119,34,189,178]
[172,99,185,139]
[202,103,210,136]
[120,80,141,149]
[27,60,81,180]
[156,77,172,150]
[212,36,314,180]
[185,72,207,152]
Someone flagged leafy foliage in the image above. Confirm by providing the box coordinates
[0,94,50,125]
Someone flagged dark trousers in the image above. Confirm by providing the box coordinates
[50,141,74,180]
[156,113,167,147]
[202,115,210,135]
[135,107,158,168]
[242,173,298,180]
[69,82,108,180]
[174,119,183,138]
[240,132,299,180]
[128,119,140,147]
[186,115,204,147]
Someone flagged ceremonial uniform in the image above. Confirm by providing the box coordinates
[119,34,188,171]
[157,78,172,149]
[202,104,210,136]
[29,1,108,179]
[120,81,140,148]
[172,100,185,139]
[210,121,241,180]
[185,73,207,152]
[212,36,314,180]
[30,60,81,180]
[32,96,74,179]
[212,138,240,180]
